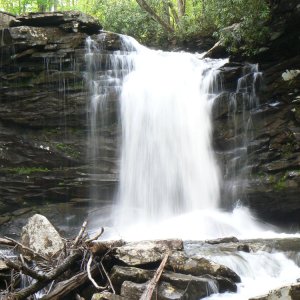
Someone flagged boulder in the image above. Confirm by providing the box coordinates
[204,41,227,59]
[249,282,300,300]
[91,292,125,300]
[120,280,190,300]
[111,266,222,300]
[21,214,64,257]
[114,239,183,265]
[167,251,241,283]
[9,11,102,34]
[0,12,15,29]
[205,236,239,245]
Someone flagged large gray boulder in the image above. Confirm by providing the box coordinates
[21,214,64,257]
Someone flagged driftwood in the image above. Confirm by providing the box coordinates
[140,252,169,300]
[1,237,49,262]
[89,240,125,256]
[41,265,98,300]
[0,219,113,300]
[5,251,82,300]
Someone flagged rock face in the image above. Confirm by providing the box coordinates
[243,0,300,223]
[21,213,64,256]
[0,12,118,218]
[211,0,300,224]
[0,4,299,227]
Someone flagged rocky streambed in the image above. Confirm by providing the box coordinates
[0,214,300,300]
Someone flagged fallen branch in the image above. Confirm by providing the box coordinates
[85,227,104,244]
[3,237,49,262]
[41,265,98,300]
[100,261,115,294]
[5,251,82,300]
[89,240,125,256]
[1,256,47,281]
[87,255,106,290]
[0,238,15,247]
[73,221,88,247]
[140,252,169,300]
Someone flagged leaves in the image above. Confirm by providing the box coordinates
[0,0,270,53]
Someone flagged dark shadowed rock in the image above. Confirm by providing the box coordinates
[205,236,239,245]
[9,11,102,34]
[110,265,232,300]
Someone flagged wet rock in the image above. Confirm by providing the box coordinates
[110,265,152,292]
[110,266,224,299]
[0,12,120,214]
[0,215,11,225]
[120,280,189,300]
[204,41,227,59]
[0,260,8,271]
[10,11,102,34]
[21,214,64,257]
[91,292,125,300]
[114,240,183,266]
[249,282,300,300]
[237,244,251,253]
[167,251,241,283]
[0,12,15,29]
[205,236,239,245]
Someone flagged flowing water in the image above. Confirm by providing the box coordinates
[85,34,300,299]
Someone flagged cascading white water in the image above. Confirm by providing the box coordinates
[115,37,223,227]
[86,34,300,300]
[85,34,299,240]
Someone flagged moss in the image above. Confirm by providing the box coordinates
[55,143,80,159]
[5,167,49,175]
[274,175,287,191]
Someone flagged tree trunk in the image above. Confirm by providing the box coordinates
[177,0,186,17]
[136,0,174,33]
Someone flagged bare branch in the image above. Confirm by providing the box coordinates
[87,255,107,290]
[3,236,49,262]
[140,252,169,300]
[136,0,174,33]
[73,221,88,247]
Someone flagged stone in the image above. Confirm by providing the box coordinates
[249,282,300,300]
[204,41,227,59]
[10,11,102,34]
[91,292,125,300]
[205,236,239,245]
[166,251,241,283]
[114,240,183,266]
[0,260,8,271]
[21,214,64,257]
[0,12,15,29]
[120,280,189,300]
[111,266,223,300]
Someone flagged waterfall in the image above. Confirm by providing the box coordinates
[117,37,224,226]
[85,34,296,240]
[85,33,300,300]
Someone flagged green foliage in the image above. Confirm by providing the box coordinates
[5,167,49,175]
[91,0,168,46]
[205,0,270,55]
[0,0,271,54]
[56,143,80,158]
